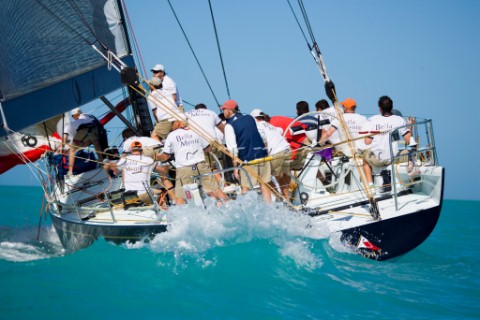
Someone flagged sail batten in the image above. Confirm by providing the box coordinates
[0,0,132,137]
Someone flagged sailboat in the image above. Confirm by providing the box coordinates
[0,0,443,261]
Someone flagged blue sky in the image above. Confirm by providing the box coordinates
[1,0,479,200]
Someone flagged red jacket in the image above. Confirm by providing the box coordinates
[269,116,307,159]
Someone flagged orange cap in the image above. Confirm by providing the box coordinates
[341,98,356,109]
[220,100,238,110]
[130,140,142,150]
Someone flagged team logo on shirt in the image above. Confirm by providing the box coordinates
[374,123,395,136]
[186,150,198,160]
[176,133,200,147]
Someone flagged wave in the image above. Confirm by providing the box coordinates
[0,191,357,266]
[124,192,349,270]
[0,225,64,262]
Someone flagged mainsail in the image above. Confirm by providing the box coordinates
[0,0,134,137]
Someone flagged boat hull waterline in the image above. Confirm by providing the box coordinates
[340,204,442,261]
[49,212,167,252]
[48,192,442,261]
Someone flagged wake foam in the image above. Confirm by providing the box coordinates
[126,192,334,269]
[0,225,64,262]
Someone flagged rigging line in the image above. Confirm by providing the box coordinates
[208,0,231,102]
[295,0,331,79]
[181,99,196,108]
[286,0,311,49]
[297,0,316,46]
[42,121,53,151]
[130,81,291,206]
[121,0,148,78]
[32,0,95,46]
[166,0,220,107]
[287,0,329,82]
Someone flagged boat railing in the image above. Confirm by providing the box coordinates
[388,118,438,209]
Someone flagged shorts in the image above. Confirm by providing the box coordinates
[270,150,291,176]
[138,189,163,205]
[240,161,271,188]
[290,148,309,171]
[138,192,153,205]
[204,144,224,170]
[363,149,410,167]
[154,120,173,139]
[290,138,311,171]
[73,127,98,147]
[174,162,219,199]
[143,145,162,159]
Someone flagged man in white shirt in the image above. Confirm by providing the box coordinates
[315,99,342,150]
[186,103,225,171]
[319,98,368,156]
[116,140,155,204]
[147,77,182,141]
[158,119,228,205]
[121,128,163,158]
[61,108,104,175]
[116,127,177,204]
[186,103,224,142]
[251,108,291,199]
[150,64,183,109]
[362,95,412,187]
[222,100,272,203]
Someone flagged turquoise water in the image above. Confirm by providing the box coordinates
[0,186,479,319]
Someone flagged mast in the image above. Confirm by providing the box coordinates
[127,87,154,136]
[116,0,154,136]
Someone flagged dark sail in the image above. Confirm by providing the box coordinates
[0,0,134,137]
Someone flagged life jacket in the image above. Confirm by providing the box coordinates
[227,113,267,161]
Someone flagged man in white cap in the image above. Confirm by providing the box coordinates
[222,100,272,204]
[148,72,183,142]
[104,127,177,204]
[61,108,106,175]
[150,64,183,110]
[116,140,156,205]
[250,108,291,199]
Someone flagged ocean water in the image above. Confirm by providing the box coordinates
[0,185,478,320]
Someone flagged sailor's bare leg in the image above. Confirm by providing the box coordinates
[363,161,373,185]
[260,182,272,204]
[92,139,104,163]
[68,146,76,175]
[162,178,177,204]
[277,174,291,200]
[154,164,177,204]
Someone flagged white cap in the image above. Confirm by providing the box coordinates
[71,107,82,115]
[250,108,265,118]
[150,64,165,72]
[149,77,162,86]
